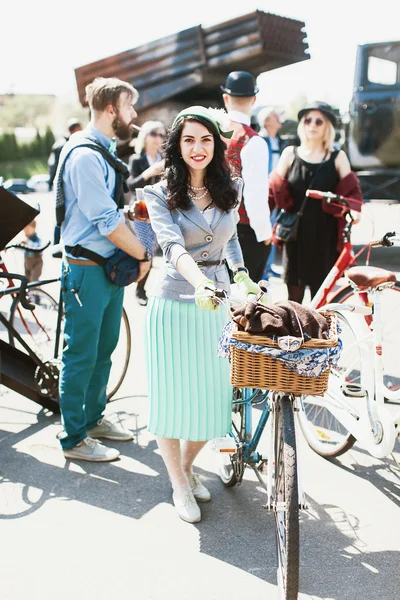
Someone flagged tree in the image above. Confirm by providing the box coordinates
[44,127,55,154]
[0,132,19,160]
[0,94,56,130]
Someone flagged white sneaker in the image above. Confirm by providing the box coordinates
[172,491,201,523]
[189,473,211,503]
[87,417,133,441]
[63,437,120,462]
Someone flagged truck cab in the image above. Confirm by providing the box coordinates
[347,41,400,199]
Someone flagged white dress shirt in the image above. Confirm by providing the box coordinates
[228,110,272,242]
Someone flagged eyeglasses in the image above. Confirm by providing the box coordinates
[148,131,164,138]
[304,117,324,127]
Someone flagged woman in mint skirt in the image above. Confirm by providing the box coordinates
[144,106,259,523]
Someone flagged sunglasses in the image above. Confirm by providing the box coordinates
[148,131,164,138]
[304,117,324,127]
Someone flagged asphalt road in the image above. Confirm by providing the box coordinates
[1,193,400,600]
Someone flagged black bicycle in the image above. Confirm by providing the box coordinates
[0,242,131,410]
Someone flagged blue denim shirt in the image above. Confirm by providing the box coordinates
[61,123,124,259]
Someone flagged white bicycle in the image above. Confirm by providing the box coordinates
[298,231,400,460]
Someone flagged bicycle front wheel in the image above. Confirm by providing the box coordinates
[297,311,357,458]
[332,281,400,397]
[9,290,131,402]
[106,307,131,401]
[9,287,60,361]
[274,394,299,600]
[218,388,246,487]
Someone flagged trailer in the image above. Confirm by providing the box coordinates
[74,10,310,126]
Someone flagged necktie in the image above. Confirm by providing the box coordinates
[108,138,117,154]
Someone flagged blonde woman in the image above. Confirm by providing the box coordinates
[128,120,166,191]
[127,120,166,305]
[269,101,362,303]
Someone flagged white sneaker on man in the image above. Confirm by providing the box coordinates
[189,473,211,502]
[87,417,133,441]
[63,437,120,462]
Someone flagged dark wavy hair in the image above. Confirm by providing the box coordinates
[164,115,238,211]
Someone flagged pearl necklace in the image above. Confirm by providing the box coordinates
[188,188,209,200]
[189,184,206,191]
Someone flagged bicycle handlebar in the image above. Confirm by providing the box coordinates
[0,273,35,310]
[320,303,372,316]
[307,190,339,201]
[306,189,348,203]
[369,231,399,248]
[5,240,51,253]
[180,280,270,306]
[306,190,363,212]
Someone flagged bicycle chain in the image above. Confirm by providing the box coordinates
[232,446,245,483]
[34,359,61,399]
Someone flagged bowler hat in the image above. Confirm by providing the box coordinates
[67,118,82,132]
[220,71,259,96]
[297,101,337,127]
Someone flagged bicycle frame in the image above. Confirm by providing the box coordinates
[303,192,372,313]
[311,297,400,458]
[310,238,355,309]
[229,388,307,510]
[1,276,63,359]
[0,278,62,375]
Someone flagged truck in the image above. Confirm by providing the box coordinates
[345,40,400,201]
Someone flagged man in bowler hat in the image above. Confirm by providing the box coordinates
[221,71,272,283]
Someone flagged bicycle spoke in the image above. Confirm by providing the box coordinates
[298,311,359,457]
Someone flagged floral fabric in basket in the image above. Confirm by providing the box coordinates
[218,321,342,379]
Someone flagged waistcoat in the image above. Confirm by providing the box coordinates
[225,121,258,226]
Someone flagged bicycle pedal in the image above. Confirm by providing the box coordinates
[257,459,273,473]
[209,437,237,453]
[341,383,366,398]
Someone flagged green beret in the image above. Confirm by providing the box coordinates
[171,106,234,139]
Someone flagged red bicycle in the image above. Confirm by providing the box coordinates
[308,190,400,393]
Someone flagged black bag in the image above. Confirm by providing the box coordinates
[104,250,139,287]
[274,150,328,244]
[65,245,139,287]
[274,208,304,243]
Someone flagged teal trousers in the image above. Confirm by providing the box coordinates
[59,262,124,450]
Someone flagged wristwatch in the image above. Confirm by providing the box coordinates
[138,250,151,262]
[233,266,248,277]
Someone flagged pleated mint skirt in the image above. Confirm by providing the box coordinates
[145,296,232,441]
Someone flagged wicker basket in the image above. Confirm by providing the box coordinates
[229,311,338,396]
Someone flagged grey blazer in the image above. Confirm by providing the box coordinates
[144,180,244,302]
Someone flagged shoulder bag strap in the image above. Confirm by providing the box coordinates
[297,150,328,216]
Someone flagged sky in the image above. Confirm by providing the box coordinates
[1,0,399,116]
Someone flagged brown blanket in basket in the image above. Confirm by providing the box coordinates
[232,300,329,340]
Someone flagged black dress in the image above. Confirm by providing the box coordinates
[283,147,340,290]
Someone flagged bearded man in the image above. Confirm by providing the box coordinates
[55,77,150,462]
